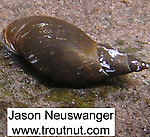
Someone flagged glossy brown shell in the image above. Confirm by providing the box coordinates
[4,16,104,85]
[3,16,149,85]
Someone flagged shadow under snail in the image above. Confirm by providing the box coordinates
[2,16,150,86]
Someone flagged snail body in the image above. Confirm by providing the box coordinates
[3,16,149,85]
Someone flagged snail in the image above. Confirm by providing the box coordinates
[2,16,149,86]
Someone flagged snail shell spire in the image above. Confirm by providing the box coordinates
[97,43,149,76]
[127,55,149,72]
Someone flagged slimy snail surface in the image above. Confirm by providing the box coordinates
[2,16,149,86]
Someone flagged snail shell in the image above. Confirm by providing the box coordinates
[3,16,149,85]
